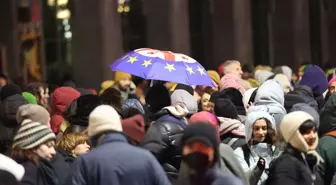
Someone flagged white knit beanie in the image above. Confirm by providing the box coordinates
[280,111,317,152]
[88,105,122,137]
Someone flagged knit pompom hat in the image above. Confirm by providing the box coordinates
[12,120,56,149]
[280,111,318,152]
[88,105,122,137]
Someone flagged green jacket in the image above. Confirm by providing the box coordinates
[317,95,336,185]
[317,135,336,185]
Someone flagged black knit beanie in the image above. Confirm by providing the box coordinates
[145,84,171,113]
[214,98,238,119]
[182,122,219,148]
[0,84,22,101]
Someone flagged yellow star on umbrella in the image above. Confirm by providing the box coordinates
[165,63,176,72]
[186,66,194,75]
[142,60,152,67]
[197,66,206,75]
[127,56,137,64]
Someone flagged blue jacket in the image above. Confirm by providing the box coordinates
[64,132,171,185]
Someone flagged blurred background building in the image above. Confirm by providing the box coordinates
[0,0,335,88]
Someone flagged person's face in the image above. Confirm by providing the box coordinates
[118,78,131,90]
[291,73,298,82]
[201,93,211,112]
[253,119,268,142]
[301,127,317,151]
[208,102,215,113]
[183,141,214,164]
[72,142,90,157]
[38,87,49,106]
[0,77,7,87]
[329,82,336,95]
[229,63,243,78]
[34,140,56,161]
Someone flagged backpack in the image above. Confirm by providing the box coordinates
[325,131,336,137]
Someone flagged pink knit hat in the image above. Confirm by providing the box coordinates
[189,111,220,140]
[329,77,336,86]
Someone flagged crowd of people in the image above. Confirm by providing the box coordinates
[0,60,336,185]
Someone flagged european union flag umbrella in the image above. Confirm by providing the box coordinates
[110,48,215,87]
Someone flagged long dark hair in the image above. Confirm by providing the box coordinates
[264,118,280,146]
[9,148,40,165]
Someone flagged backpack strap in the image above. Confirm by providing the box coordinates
[227,138,239,147]
[324,130,336,137]
[241,144,250,167]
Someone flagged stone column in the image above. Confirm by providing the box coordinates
[72,0,123,89]
[271,0,310,68]
[143,0,190,54]
[0,0,20,79]
[211,0,253,67]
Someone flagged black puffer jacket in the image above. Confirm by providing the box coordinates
[141,106,187,184]
[284,85,319,112]
[266,146,320,185]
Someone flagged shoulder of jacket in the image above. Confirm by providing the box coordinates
[153,119,184,134]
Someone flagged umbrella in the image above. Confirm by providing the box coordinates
[110,48,215,87]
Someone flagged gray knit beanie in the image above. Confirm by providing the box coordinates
[16,104,50,126]
[12,120,56,149]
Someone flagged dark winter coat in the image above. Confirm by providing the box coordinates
[141,107,187,183]
[177,165,244,185]
[57,149,76,166]
[49,152,70,185]
[64,132,170,185]
[20,160,58,185]
[0,94,27,154]
[317,95,336,185]
[284,85,319,112]
[265,147,318,185]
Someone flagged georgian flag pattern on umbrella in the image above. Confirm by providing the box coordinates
[110,48,214,87]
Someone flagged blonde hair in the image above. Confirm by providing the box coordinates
[57,133,89,152]
[223,60,240,74]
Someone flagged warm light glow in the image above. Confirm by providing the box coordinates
[48,0,55,6]
[57,9,71,19]
[64,24,70,31]
[62,19,69,25]
[58,0,69,6]
[124,6,130,12]
[118,6,124,13]
[64,31,72,39]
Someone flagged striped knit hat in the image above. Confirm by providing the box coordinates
[12,120,56,149]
